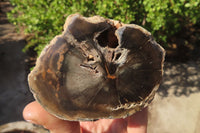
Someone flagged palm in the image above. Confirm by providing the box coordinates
[80,109,147,133]
[80,110,147,133]
[23,101,147,133]
[80,118,128,133]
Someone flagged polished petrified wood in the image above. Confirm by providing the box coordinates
[28,14,165,121]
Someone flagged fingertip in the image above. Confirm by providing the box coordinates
[23,101,41,124]
[23,101,80,133]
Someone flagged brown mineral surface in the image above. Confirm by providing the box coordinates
[28,14,165,121]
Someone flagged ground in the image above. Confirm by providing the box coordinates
[0,1,34,125]
[148,61,200,133]
[0,1,200,133]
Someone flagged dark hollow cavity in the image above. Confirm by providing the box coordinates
[115,53,121,60]
[97,26,119,48]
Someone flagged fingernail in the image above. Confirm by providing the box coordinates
[24,112,39,124]
[26,119,34,123]
[26,119,39,124]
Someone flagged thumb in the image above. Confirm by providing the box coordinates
[23,101,80,133]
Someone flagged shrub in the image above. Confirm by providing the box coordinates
[8,0,200,55]
[143,0,200,43]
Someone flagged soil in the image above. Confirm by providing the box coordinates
[0,1,200,133]
[148,60,200,133]
[0,0,34,125]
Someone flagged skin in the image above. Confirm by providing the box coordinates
[23,101,148,133]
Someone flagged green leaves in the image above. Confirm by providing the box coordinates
[8,0,200,56]
[143,0,200,43]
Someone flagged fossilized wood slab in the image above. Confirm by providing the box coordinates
[28,14,165,121]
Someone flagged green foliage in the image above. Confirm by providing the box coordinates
[8,0,200,55]
[143,0,200,43]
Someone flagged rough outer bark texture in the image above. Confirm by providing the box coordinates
[28,14,165,121]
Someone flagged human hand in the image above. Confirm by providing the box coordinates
[23,101,147,133]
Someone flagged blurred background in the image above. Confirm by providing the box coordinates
[0,0,200,133]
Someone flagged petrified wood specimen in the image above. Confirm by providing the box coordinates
[28,14,165,121]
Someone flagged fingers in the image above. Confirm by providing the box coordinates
[23,101,148,133]
[127,108,148,133]
[23,101,80,133]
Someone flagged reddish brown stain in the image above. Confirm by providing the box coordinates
[57,54,64,71]
[49,80,52,85]
[42,71,46,79]
[55,93,58,98]
[105,64,116,79]
[47,68,53,74]
[56,84,60,91]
